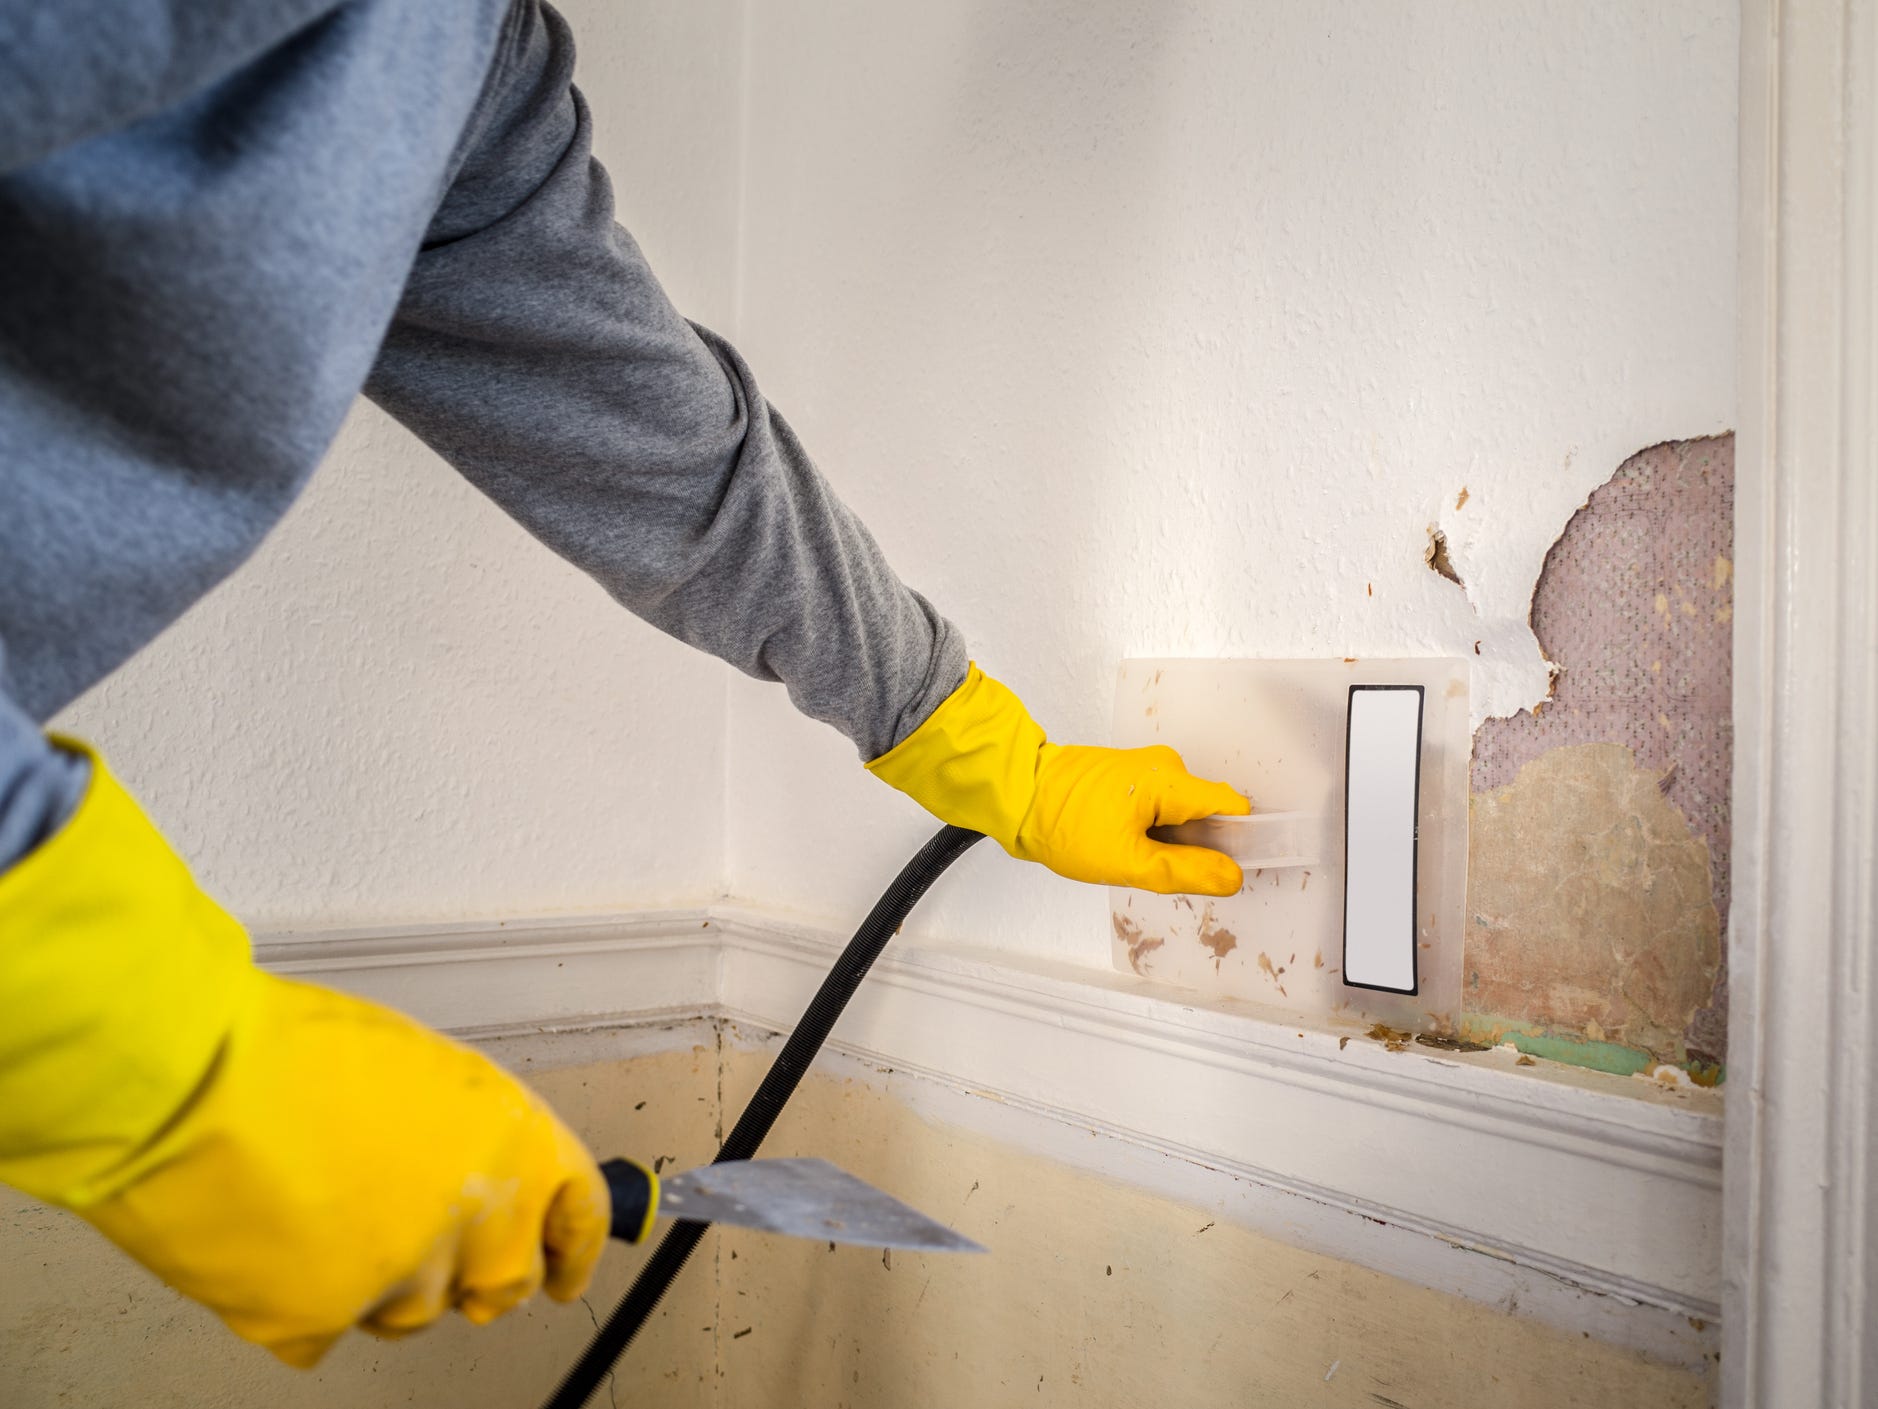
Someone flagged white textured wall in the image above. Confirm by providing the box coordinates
[45,1,1737,956]
[53,1,745,931]
[723,0,1738,959]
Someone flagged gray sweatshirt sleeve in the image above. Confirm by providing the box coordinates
[0,1,347,174]
[365,2,967,760]
[0,688,89,874]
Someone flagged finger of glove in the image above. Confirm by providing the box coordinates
[541,1134,610,1303]
[361,1245,456,1340]
[260,1329,346,1370]
[1134,841,1245,897]
[458,1270,542,1327]
[455,1196,547,1327]
[1152,771,1251,828]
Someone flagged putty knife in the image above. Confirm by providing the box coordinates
[601,1156,985,1254]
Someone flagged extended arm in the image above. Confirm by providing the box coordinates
[365,4,1248,895]
[366,1,964,759]
[0,7,613,1362]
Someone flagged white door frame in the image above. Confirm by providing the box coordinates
[1728,1,1878,1404]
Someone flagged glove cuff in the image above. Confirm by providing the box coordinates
[865,663,1047,854]
[0,740,252,1206]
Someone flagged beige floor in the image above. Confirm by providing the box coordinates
[1,1025,1713,1408]
[712,1046,1713,1409]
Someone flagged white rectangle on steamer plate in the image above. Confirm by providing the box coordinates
[1343,686,1423,994]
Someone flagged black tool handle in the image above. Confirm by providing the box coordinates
[599,1158,658,1244]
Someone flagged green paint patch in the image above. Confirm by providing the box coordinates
[1458,1015,1655,1077]
[1445,1015,1727,1084]
[1504,1031,1654,1076]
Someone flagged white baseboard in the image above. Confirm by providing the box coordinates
[255,905,1722,1370]
[257,911,722,1033]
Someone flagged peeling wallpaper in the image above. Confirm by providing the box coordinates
[1466,436,1733,1070]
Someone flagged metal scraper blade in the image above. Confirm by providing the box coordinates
[658,1158,985,1254]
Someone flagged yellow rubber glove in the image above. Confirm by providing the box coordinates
[868,664,1250,895]
[0,743,609,1367]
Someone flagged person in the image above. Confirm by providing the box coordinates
[0,0,1248,1369]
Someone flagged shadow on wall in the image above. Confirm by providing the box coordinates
[1457,435,1733,1081]
[872,0,1198,714]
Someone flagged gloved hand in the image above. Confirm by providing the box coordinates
[0,743,609,1367]
[868,664,1250,895]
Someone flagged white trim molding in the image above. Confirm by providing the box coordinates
[714,911,1722,1312]
[1731,3,1878,1406]
[257,904,1722,1370]
[256,911,723,1033]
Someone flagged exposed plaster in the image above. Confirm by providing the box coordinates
[1464,436,1733,1069]
[1465,743,1722,1068]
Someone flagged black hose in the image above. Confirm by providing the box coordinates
[539,824,985,1409]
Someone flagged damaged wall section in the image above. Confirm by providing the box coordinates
[1464,436,1733,1076]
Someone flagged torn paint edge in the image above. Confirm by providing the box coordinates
[1457,1016,1723,1084]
